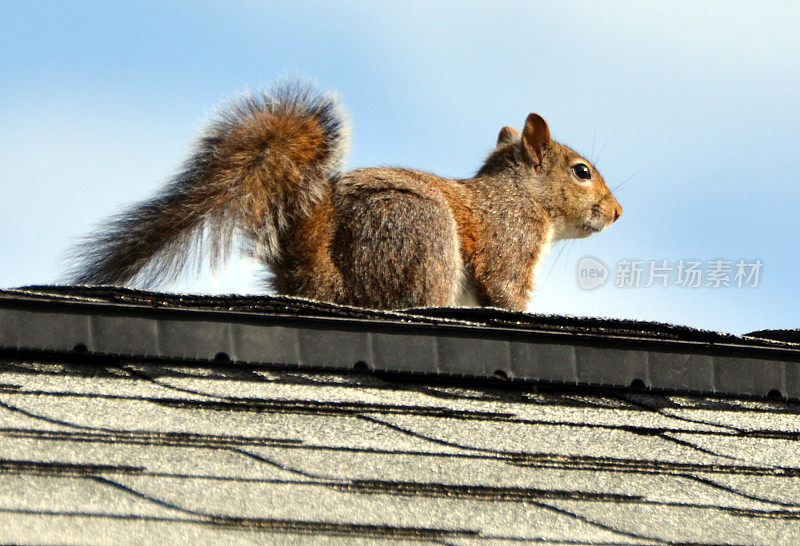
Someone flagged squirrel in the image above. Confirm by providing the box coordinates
[67,81,622,311]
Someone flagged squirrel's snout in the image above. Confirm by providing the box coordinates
[612,202,622,223]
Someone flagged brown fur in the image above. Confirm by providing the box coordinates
[68,82,621,311]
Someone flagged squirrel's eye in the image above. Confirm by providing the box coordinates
[571,163,592,181]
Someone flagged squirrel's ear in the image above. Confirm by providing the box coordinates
[521,113,550,168]
[496,126,520,147]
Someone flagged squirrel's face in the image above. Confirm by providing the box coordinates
[542,140,622,240]
[494,114,622,240]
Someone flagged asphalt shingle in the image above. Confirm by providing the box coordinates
[1,358,800,543]
[2,287,800,543]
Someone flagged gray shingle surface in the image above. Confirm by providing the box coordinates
[2,358,800,544]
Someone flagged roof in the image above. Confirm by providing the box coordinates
[1,287,800,543]
[3,286,800,400]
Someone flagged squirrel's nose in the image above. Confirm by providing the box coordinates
[612,202,622,223]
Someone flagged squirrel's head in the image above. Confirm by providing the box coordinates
[485,114,622,240]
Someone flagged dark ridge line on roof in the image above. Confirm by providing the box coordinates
[0,458,144,476]
[0,398,108,432]
[3,447,797,518]
[0,414,797,466]
[132,363,462,406]
[324,369,800,411]
[548,392,625,410]
[747,329,800,344]
[0,508,212,525]
[5,424,800,479]
[9,285,797,349]
[729,429,800,441]
[0,356,719,411]
[1,387,514,421]
[11,460,783,518]
[613,393,743,433]
[14,285,447,324]
[8,356,800,422]
[201,518,477,541]
[148,397,518,420]
[614,394,800,415]
[0,358,611,408]
[544,497,800,521]
[155,438,800,477]
[357,414,498,455]
[94,475,480,539]
[100,472,800,519]
[10,381,800,441]
[4,367,800,442]
[111,473,341,485]
[0,387,753,436]
[0,508,208,528]
[527,500,670,544]
[0,350,606,403]
[0,508,601,546]
[123,366,234,401]
[343,480,800,520]
[8,351,800,412]
[410,305,764,345]
[76,468,800,515]
[11,459,795,518]
[138,367,800,414]
[1,427,300,449]
[655,432,739,461]
[357,413,742,463]
[219,477,798,519]
[96,476,657,544]
[7,355,800,418]
[99,473,800,521]
[233,448,332,480]
[508,453,800,477]
[687,474,800,510]
[92,475,209,519]
[342,479,641,503]
[0,508,469,543]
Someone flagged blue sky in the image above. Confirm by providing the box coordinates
[1,1,798,334]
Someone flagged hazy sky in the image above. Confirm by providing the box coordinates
[2,1,798,334]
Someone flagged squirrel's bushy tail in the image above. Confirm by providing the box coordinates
[67,81,349,287]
